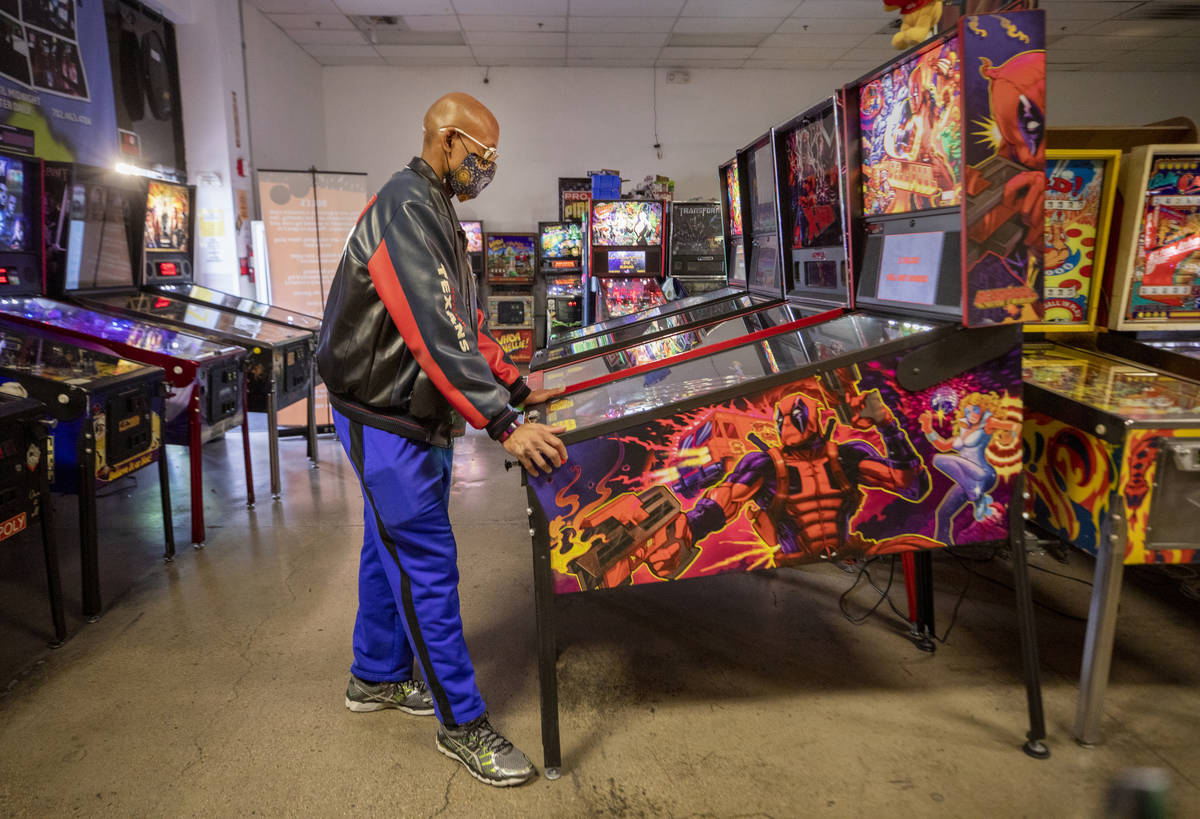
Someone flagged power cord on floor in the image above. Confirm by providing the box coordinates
[838,555,901,625]
[948,547,1089,623]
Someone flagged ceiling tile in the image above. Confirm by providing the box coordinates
[792,0,882,18]
[1039,1,1143,21]
[334,0,454,12]
[853,32,897,51]
[777,17,885,34]
[369,30,466,44]
[671,17,784,34]
[374,44,473,57]
[287,28,367,44]
[471,45,567,59]
[567,58,644,67]
[759,32,867,48]
[1084,19,1200,37]
[567,32,669,46]
[750,45,851,61]
[681,0,801,17]
[465,31,567,45]
[250,0,340,12]
[1051,34,1152,51]
[382,55,480,65]
[302,43,377,56]
[743,58,832,69]
[655,58,750,67]
[459,15,566,31]
[402,15,462,31]
[265,13,355,29]
[1100,48,1198,64]
[569,0,685,15]
[1156,36,1200,52]
[315,55,386,65]
[478,57,568,65]
[451,0,567,14]
[568,16,675,32]
[668,33,769,47]
[659,45,757,59]
[1046,49,1105,64]
[567,46,663,59]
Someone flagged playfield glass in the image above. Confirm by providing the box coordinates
[144,181,190,253]
[85,293,310,344]
[859,37,962,216]
[1123,155,1200,323]
[0,155,31,252]
[547,288,743,347]
[3,297,227,360]
[591,201,663,247]
[156,283,321,330]
[539,313,933,432]
[0,322,149,383]
[1043,157,1107,324]
[1024,346,1200,422]
[541,222,582,259]
[460,221,483,254]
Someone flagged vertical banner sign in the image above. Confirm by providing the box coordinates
[258,169,368,427]
[0,0,118,163]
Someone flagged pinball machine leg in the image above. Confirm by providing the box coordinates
[1011,476,1049,759]
[241,378,256,509]
[189,395,206,548]
[529,496,562,779]
[37,435,66,647]
[901,552,934,652]
[913,551,936,652]
[158,442,176,562]
[267,391,282,500]
[306,359,319,466]
[78,460,101,622]
[1073,538,1125,748]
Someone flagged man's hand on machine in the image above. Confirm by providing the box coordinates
[503,422,568,476]
[525,385,565,407]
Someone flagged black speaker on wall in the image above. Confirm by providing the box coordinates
[140,29,172,121]
[117,16,144,121]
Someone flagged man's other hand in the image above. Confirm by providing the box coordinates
[525,386,565,407]
[503,422,568,476]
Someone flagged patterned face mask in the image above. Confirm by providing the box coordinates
[447,151,496,202]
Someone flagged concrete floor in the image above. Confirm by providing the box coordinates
[0,422,1198,817]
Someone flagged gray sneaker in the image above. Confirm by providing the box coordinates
[436,713,537,787]
[344,674,435,715]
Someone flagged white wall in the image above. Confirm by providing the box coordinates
[242,5,326,172]
[321,64,1200,232]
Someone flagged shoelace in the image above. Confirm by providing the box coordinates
[467,718,513,755]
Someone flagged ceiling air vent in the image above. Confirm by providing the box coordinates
[1119,3,1200,20]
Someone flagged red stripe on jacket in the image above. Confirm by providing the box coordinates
[366,241,489,429]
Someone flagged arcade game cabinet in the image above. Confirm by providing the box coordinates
[1095,145,1200,380]
[1023,146,1200,746]
[668,201,726,297]
[58,171,314,500]
[539,221,584,345]
[485,232,536,364]
[0,153,249,548]
[521,9,1050,776]
[586,199,668,323]
[0,319,171,619]
[0,390,65,645]
[461,219,484,279]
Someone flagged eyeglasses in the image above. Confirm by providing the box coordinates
[440,127,498,164]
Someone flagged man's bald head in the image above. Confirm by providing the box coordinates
[422,92,499,152]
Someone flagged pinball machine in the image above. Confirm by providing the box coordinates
[485,232,537,364]
[1021,147,1200,745]
[539,221,585,346]
[53,169,314,501]
[667,200,726,297]
[460,219,484,279]
[520,9,1051,776]
[0,152,248,548]
[0,391,65,645]
[586,199,669,324]
[0,319,170,619]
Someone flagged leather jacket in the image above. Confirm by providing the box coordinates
[317,157,529,446]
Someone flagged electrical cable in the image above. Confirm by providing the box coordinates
[650,68,661,159]
[839,555,903,625]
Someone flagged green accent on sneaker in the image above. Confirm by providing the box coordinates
[345,675,435,715]
[436,713,536,788]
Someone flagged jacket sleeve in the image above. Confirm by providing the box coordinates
[476,307,531,407]
[367,200,518,439]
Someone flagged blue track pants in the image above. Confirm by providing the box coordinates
[333,409,485,727]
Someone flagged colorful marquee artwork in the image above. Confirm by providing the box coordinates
[1124,155,1200,323]
[529,347,1023,594]
[1042,157,1106,325]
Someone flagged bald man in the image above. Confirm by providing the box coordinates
[317,92,564,787]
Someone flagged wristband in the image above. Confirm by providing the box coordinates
[498,419,519,443]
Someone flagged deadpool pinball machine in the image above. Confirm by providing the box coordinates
[520,10,1051,776]
[0,391,65,646]
[53,167,314,501]
[0,318,171,619]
